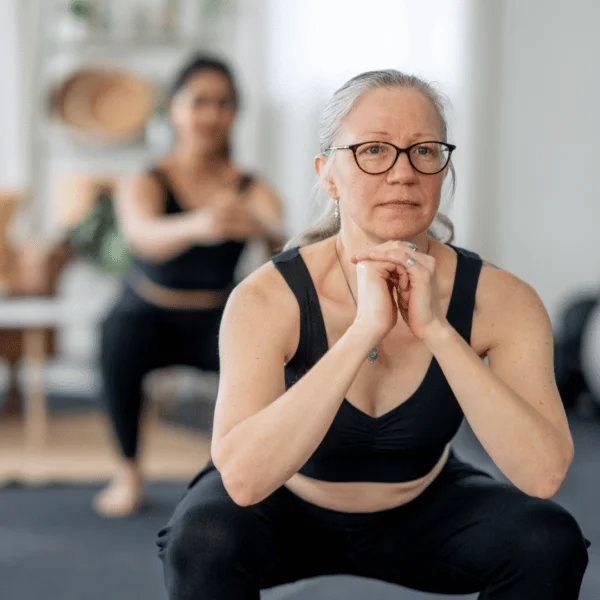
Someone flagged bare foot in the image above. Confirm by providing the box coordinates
[94,464,144,518]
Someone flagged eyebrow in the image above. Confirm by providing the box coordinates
[362,131,438,140]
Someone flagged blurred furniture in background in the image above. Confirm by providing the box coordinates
[0,190,21,293]
[0,298,84,450]
[0,293,217,453]
[554,293,599,409]
[0,190,72,423]
[581,300,600,408]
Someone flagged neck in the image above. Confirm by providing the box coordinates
[172,145,230,176]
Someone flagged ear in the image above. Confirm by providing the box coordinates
[314,154,339,200]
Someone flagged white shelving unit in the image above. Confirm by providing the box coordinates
[27,0,240,238]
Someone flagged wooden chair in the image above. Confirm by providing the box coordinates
[0,189,72,418]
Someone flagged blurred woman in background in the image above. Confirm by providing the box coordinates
[94,55,285,517]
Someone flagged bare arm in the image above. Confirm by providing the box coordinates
[115,173,217,262]
[211,266,377,506]
[425,266,573,498]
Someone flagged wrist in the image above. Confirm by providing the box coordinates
[347,321,383,353]
[186,211,210,243]
[421,319,455,351]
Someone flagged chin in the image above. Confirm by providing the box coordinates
[191,140,227,156]
[369,219,431,242]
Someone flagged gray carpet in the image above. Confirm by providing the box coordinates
[1,407,598,599]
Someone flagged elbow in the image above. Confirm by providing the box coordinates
[527,447,574,500]
[220,466,262,507]
[224,479,259,507]
[528,477,564,499]
[211,445,262,507]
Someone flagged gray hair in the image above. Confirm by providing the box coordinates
[285,69,455,250]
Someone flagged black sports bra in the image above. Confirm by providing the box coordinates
[131,169,254,291]
[272,244,483,483]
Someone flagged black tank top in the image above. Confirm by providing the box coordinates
[131,169,254,291]
[272,244,483,483]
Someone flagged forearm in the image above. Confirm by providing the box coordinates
[426,324,573,497]
[214,324,376,505]
[125,214,211,262]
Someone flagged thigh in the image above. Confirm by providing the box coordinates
[354,454,588,596]
[158,463,350,590]
[100,288,168,380]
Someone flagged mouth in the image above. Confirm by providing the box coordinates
[379,200,420,207]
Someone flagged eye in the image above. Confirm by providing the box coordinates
[413,143,442,158]
[357,143,391,157]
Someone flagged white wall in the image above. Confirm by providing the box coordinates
[487,0,600,319]
[0,0,27,188]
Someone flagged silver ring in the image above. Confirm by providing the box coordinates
[405,256,417,268]
[403,241,418,252]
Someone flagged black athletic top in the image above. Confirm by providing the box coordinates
[272,244,483,483]
[132,169,254,291]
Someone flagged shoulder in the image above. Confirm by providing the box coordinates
[477,261,544,314]
[222,258,301,358]
[246,176,282,205]
[445,244,541,311]
[472,257,551,350]
[118,170,164,198]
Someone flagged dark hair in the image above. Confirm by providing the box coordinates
[169,54,239,108]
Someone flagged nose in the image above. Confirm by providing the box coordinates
[197,102,221,124]
[386,151,418,183]
[204,105,220,123]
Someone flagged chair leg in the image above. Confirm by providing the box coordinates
[2,361,22,417]
[23,329,48,451]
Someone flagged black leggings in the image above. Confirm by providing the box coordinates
[157,452,589,599]
[100,285,223,458]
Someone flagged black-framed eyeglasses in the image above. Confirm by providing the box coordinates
[325,141,456,175]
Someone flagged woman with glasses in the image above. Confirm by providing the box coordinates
[94,55,285,518]
[157,70,588,598]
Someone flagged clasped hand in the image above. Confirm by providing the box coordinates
[350,240,449,343]
[192,188,262,244]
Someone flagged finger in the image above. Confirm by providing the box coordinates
[398,269,410,292]
[351,240,421,263]
[353,246,422,267]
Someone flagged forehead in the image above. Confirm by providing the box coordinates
[181,70,232,96]
[342,87,441,138]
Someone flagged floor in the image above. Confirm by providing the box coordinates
[0,405,598,600]
[0,410,211,485]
